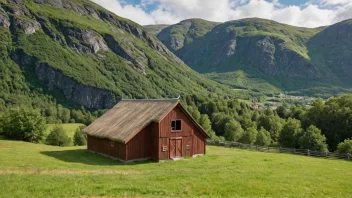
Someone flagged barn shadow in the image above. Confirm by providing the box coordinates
[40,149,157,166]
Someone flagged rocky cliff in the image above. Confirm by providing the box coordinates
[148,18,352,93]
[0,0,232,109]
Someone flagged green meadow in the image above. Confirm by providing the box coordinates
[46,123,85,139]
[0,139,351,197]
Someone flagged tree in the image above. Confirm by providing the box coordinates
[198,114,212,133]
[298,125,328,152]
[46,125,71,146]
[240,127,258,144]
[73,126,87,146]
[336,139,352,154]
[2,107,46,143]
[276,106,287,118]
[224,120,243,141]
[279,118,303,148]
[306,98,324,126]
[211,112,232,136]
[241,118,257,130]
[186,105,201,122]
[255,127,271,146]
[0,98,5,111]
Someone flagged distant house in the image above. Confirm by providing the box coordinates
[250,103,261,109]
[83,99,209,162]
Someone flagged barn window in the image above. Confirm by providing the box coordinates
[186,145,190,150]
[162,146,167,152]
[110,142,114,147]
[171,120,181,131]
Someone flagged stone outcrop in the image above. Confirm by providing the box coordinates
[13,17,41,35]
[0,15,10,29]
[58,26,108,54]
[12,51,120,109]
[35,63,120,109]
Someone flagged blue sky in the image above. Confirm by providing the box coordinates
[92,0,352,27]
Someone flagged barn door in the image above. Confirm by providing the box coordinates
[169,139,182,159]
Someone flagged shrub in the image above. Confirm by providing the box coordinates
[336,139,352,154]
[224,120,243,141]
[73,126,87,146]
[255,127,271,146]
[298,125,328,152]
[2,107,46,143]
[46,125,71,146]
[240,127,258,144]
[279,118,303,148]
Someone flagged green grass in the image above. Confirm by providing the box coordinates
[0,139,351,197]
[46,123,85,139]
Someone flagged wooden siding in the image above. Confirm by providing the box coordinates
[193,128,206,155]
[159,105,194,138]
[125,124,152,161]
[87,135,126,160]
[151,122,159,160]
[183,136,193,157]
[159,137,169,160]
[158,104,206,159]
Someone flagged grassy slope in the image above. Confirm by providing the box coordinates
[205,71,282,94]
[157,18,220,51]
[0,139,351,197]
[157,18,352,96]
[144,24,170,35]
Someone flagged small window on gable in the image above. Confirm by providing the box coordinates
[171,120,181,131]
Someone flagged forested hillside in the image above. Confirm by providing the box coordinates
[150,18,352,97]
[0,0,238,124]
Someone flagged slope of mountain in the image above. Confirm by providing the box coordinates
[156,19,220,52]
[308,19,352,86]
[148,18,352,97]
[0,0,236,110]
[144,24,169,35]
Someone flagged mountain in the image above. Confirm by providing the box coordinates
[147,18,352,97]
[0,0,236,111]
[144,24,169,35]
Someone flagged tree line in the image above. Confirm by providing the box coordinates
[183,94,352,154]
[0,93,352,154]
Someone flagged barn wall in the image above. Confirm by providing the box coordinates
[158,104,207,159]
[125,124,152,161]
[193,128,206,155]
[151,122,159,160]
[159,137,169,160]
[87,135,126,160]
[159,105,194,138]
[183,136,193,157]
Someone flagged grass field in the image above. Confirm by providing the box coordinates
[46,123,85,139]
[0,139,351,197]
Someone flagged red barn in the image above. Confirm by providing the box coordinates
[83,99,209,162]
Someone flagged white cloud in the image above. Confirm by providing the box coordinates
[90,0,155,24]
[90,0,352,27]
[319,0,351,6]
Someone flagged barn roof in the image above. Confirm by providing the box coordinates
[83,98,184,143]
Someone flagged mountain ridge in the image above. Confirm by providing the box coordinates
[147,17,352,97]
[0,0,235,110]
